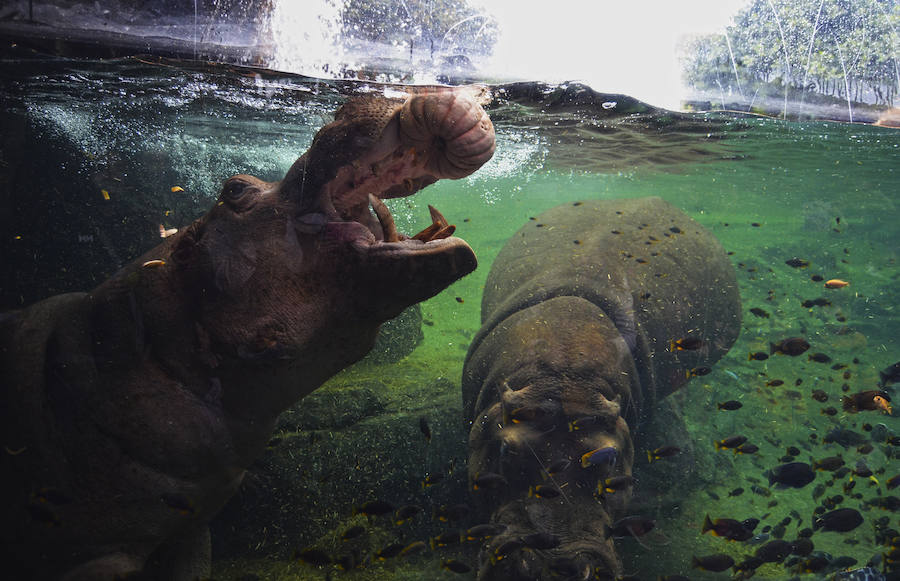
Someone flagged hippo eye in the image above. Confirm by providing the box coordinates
[220,178,258,211]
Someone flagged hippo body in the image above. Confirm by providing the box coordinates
[462,197,741,579]
[0,89,494,580]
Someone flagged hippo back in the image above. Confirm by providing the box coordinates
[465,196,741,420]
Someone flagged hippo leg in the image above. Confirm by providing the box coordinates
[462,197,741,579]
[148,524,211,581]
[60,554,144,581]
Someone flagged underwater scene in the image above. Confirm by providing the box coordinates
[1,48,899,581]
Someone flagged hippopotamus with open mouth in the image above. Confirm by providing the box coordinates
[0,88,494,580]
[462,197,741,580]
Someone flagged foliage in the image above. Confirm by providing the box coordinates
[681,0,900,106]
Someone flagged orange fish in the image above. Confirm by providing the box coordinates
[873,395,893,415]
[824,279,849,289]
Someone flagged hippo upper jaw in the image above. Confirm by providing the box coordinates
[280,88,492,315]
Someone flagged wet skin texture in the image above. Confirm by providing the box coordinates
[462,197,741,580]
[0,88,494,580]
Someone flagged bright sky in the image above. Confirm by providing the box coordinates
[471,0,748,108]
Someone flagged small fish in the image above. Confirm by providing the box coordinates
[543,458,571,478]
[879,361,900,387]
[159,492,195,515]
[749,307,770,318]
[770,337,810,356]
[509,406,550,424]
[472,472,507,490]
[808,352,832,363]
[432,503,470,522]
[886,474,900,489]
[295,547,332,566]
[601,475,635,494]
[441,559,472,573]
[785,257,810,268]
[691,554,735,572]
[528,484,562,499]
[814,508,863,532]
[521,531,562,549]
[856,443,873,454]
[811,389,829,402]
[715,435,748,450]
[398,540,427,558]
[647,445,681,461]
[394,504,422,525]
[581,446,617,468]
[142,259,166,269]
[842,390,892,414]
[158,224,178,238]
[728,487,744,497]
[766,379,784,387]
[567,415,604,431]
[430,531,462,549]
[701,515,753,541]
[749,351,769,361]
[375,542,405,560]
[606,516,655,538]
[755,539,793,563]
[801,297,831,308]
[421,472,445,488]
[824,279,850,289]
[101,189,110,200]
[821,406,838,416]
[353,500,394,517]
[492,538,525,562]
[813,456,845,471]
[341,525,365,541]
[419,417,431,442]
[736,444,759,455]
[717,400,743,411]
[465,523,506,541]
[170,186,185,192]
[670,337,704,351]
[767,462,815,489]
[687,366,712,378]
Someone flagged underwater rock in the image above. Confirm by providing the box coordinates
[0,88,494,580]
[461,197,741,579]
[276,381,388,432]
[211,376,470,561]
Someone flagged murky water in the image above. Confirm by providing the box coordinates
[1,51,898,580]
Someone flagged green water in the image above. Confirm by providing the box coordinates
[1,53,898,580]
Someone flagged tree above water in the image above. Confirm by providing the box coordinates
[681,0,899,106]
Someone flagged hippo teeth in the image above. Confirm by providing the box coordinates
[368,195,456,244]
[368,194,400,242]
[411,205,456,242]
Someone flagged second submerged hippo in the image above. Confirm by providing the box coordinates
[0,88,495,580]
[462,197,741,579]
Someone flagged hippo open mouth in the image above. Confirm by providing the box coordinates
[295,89,495,256]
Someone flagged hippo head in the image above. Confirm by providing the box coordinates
[151,89,494,409]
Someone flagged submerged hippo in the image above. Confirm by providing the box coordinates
[462,197,741,579]
[0,89,495,580]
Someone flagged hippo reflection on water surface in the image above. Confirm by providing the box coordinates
[463,197,741,580]
[0,89,495,580]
